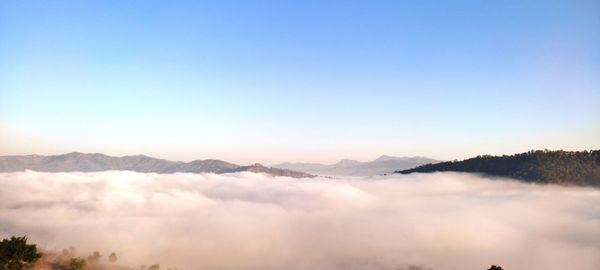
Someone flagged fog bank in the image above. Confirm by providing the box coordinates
[0,171,599,270]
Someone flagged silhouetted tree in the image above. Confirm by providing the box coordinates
[487,265,503,270]
[0,236,42,270]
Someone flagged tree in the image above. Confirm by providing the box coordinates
[70,258,87,270]
[148,264,160,270]
[108,253,117,263]
[0,236,42,270]
[87,251,101,263]
[487,265,503,270]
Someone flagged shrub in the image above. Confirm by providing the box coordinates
[70,258,87,270]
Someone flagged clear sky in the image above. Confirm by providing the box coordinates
[1,0,599,164]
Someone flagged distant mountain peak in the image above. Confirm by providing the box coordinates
[335,159,361,166]
[373,155,399,162]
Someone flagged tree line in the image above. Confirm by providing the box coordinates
[1,236,504,270]
[396,150,600,186]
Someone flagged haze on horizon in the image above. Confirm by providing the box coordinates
[1,1,599,164]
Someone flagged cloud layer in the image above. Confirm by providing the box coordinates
[0,171,599,270]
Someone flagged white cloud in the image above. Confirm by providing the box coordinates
[0,171,599,270]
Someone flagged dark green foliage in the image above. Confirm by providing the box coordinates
[0,236,42,270]
[70,258,87,270]
[397,150,600,186]
[487,265,503,270]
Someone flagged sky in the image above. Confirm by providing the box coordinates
[0,0,599,164]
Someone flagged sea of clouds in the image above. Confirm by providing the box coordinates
[0,171,599,270]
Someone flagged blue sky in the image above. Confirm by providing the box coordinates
[1,0,599,164]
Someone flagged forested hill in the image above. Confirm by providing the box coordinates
[396,150,600,186]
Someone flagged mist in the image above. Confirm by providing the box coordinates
[0,171,599,270]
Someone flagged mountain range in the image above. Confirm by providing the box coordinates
[0,152,314,178]
[2,151,597,186]
[273,155,439,176]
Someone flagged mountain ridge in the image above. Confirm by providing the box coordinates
[273,155,440,176]
[0,152,314,178]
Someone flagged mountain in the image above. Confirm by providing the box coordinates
[0,152,314,178]
[397,150,600,186]
[273,155,440,176]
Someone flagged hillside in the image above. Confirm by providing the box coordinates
[0,152,314,178]
[274,155,439,176]
[397,150,600,186]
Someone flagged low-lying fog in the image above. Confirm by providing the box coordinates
[1,171,599,270]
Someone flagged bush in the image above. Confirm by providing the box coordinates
[70,258,87,270]
[0,236,42,270]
